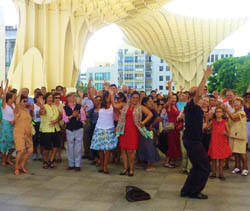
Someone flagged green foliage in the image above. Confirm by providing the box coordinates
[208,55,250,96]
[76,82,88,95]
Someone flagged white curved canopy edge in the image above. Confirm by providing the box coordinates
[8,0,247,91]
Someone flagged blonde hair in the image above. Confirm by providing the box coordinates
[233,97,244,105]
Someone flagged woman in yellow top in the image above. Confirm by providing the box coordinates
[53,92,64,163]
[13,89,33,175]
[39,92,61,169]
[224,97,248,176]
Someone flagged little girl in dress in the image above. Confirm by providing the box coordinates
[207,106,232,181]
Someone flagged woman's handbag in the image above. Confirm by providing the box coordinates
[31,124,36,136]
[229,123,247,140]
[165,122,175,131]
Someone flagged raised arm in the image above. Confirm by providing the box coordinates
[0,81,3,98]
[88,79,99,108]
[141,106,153,127]
[224,106,244,122]
[194,66,213,104]
[2,79,9,109]
[108,88,126,110]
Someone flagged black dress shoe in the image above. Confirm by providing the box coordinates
[190,193,208,199]
[180,191,189,197]
[75,167,81,171]
[67,166,75,170]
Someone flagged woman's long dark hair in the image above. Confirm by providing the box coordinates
[44,92,53,104]
[117,92,127,103]
[142,96,150,106]
[101,91,110,109]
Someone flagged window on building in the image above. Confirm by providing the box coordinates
[95,73,102,80]
[89,73,93,79]
[159,86,163,90]
[207,56,210,62]
[160,59,164,63]
[146,73,151,77]
[166,66,170,71]
[166,76,170,81]
[125,74,133,80]
[124,49,128,54]
[159,66,163,71]
[135,56,138,63]
[159,76,163,81]
[172,87,175,91]
[125,56,134,63]
[146,56,152,62]
[95,83,104,90]
[211,54,214,62]
[230,54,233,57]
[215,54,218,61]
[166,86,169,90]
[103,73,110,81]
[141,50,144,54]
[125,65,134,71]
[225,54,228,57]
[221,54,224,59]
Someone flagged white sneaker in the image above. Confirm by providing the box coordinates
[232,168,241,174]
[241,169,249,176]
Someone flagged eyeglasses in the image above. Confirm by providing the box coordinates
[54,97,61,99]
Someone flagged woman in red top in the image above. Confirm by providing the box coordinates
[165,81,182,168]
[115,91,152,176]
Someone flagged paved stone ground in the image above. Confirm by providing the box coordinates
[0,151,250,211]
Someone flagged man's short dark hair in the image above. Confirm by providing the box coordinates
[110,84,117,88]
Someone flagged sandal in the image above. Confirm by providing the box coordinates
[43,161,49,169]
[20,168,28,174]
[49,161,56,169]
[164,163,175,168]
[219,176,226,181]
[14,169,20,176]
[209,174,216,179]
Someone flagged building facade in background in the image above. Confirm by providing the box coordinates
[5,26,17,79]
[117,45,172,95]
[84,46,235,95]
[207,49,234,66]
[85,63,118,90]
[0,7,5,81]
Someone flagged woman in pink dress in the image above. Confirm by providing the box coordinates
[165,81,182,168]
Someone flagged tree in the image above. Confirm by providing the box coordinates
[208,55,250,95]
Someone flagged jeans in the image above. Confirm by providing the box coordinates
[66,128,84,168]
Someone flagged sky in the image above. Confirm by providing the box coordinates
[1,0,250,72]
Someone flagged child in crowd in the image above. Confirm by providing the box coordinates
[207,106,232,181]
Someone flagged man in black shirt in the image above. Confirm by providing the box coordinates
[180,66,213,199]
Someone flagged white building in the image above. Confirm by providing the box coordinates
[0,7,5,81]
[207,49,234,65]
[77,73,87,85]
[151,56,172,95]
[86,63,118,90]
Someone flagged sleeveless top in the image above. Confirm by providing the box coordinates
[96,106,114,129]
[33,104,41,122]
[2,104,15,121]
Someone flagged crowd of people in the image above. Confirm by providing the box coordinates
[0,67,250,198]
